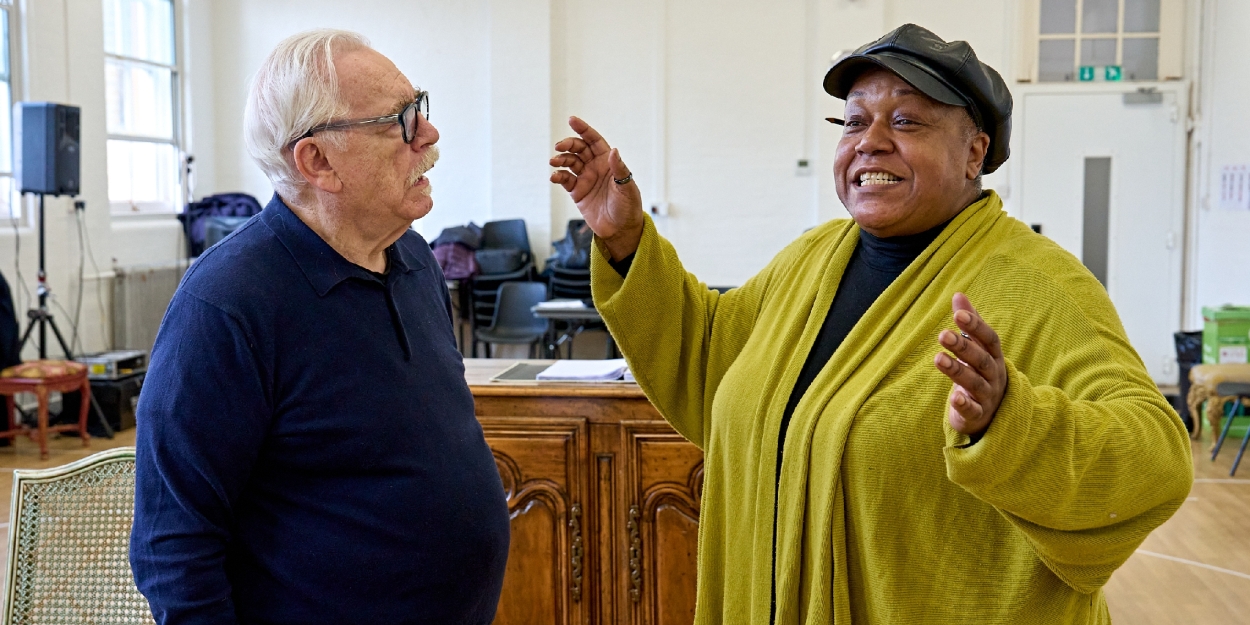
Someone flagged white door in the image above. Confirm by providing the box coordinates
[1017,85,1187,384]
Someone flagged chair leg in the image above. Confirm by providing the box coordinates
[77,380,91,447]
[1233,398,1250,476]
[1212,398,1237,461]
[35,386,49,460]
[5,395,13,431]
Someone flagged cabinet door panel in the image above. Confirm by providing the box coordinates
[621,421,704,625]
[652,504,698,625]
[483,417,589,625]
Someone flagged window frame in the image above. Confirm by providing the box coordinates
[0,0,21,223]
[104,0,186,215]
[1017,0,1186,83]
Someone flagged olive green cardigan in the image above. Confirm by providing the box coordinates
[591,192,1193,624]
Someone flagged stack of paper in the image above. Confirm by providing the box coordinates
[534,300,588,310]
[536,359,628,381]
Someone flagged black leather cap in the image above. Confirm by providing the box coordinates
[823,24,1013,174]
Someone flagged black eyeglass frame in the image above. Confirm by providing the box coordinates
[292,91,429,148]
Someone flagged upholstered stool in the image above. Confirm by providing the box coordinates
[0,360,91,459]
[1189,364,1250,444]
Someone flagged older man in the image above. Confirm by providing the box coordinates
[130,30,509,625]
[552,24,1191,624]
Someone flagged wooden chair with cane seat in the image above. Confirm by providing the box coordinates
[0,447,153,625]
[0,360,90,459]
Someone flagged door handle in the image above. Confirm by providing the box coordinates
[628,504,642,602]
[569,503,583,602]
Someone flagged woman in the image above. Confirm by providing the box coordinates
[550,24,1192,625]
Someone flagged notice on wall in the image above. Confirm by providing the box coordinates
[1219,165,1250,211]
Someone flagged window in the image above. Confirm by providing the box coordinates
[0,0,17,219]
[103,0,182,213]
[1020,0,1185,83]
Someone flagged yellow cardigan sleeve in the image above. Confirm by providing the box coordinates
[943,253,1194,594]
[591,215,812,449]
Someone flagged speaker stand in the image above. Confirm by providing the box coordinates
[15,193,115,438]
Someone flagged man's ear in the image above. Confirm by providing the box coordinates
[291,138,343,193]
[967,131,990,180]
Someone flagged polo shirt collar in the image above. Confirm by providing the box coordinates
[261,193,425,297]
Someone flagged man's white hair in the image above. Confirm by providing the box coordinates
[244,29,371,200]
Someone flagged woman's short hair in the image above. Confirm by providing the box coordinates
[244,29,371,201]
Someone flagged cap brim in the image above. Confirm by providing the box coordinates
[823,53,967,107]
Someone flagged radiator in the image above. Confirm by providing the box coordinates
[111,261,188,355]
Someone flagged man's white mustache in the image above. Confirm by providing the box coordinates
[408,145,440,188]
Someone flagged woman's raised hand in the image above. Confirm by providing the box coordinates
[934,292,1008,438]
[550,117,645,261]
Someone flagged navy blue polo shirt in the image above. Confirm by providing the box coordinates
[130,194,510,625]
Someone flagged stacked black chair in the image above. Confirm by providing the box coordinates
[469,219,535,357]
[474,282,549,358]
[549,265,590,300]
[541,219,601,357]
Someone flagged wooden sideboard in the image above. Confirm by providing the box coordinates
[465,359,703,625]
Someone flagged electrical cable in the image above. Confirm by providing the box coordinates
[70,208,86,354]
[11,210,32,317]
[79,207,109,350]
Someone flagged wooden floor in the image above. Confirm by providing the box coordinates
[0,427,1243,623]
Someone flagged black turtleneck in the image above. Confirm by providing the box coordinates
[775,220,948,452]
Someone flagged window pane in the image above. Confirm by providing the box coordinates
[1082,0,1119,34]
[102,0,174,65]
[0,81,11,173]
[1125,0,1162,32]
[0,8,9,81]
[105,58,173,139]
[1123,37,1159,80]
[1039,39,1076,82]
[1041,0,1078,34]
[1081,38,1118,67]
[107,140,180,207]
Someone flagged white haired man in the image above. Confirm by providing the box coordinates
[129,30,510,625]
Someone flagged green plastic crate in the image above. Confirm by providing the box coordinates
[1202,305,1250,364]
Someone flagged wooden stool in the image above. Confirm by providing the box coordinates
[1187,363,1250,442]
[0,360,91,459]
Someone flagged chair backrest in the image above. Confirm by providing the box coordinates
[481,220,532,255]
[1,447,153,625]
[489,282,549,335]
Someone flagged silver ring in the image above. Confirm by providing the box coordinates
[613,172,633,185]
[960,332,970,339]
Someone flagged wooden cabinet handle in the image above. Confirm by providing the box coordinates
[627,504,642,602]
[569,503,583,602]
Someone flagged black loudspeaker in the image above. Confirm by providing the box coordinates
[14,102,81,196]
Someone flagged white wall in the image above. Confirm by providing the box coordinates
[9,0,119,359]
[1189,0,1250,327]
[208,0,497,239]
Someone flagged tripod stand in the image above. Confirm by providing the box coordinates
[18,194,74,360]
[15,192,115,437]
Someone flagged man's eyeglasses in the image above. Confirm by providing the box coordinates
[293,91,429,148]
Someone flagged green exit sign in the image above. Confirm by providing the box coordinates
[1078,65,1123,82]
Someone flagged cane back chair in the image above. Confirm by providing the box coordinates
[0,447,153,624]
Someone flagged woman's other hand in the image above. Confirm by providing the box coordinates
[934,292,1008,437]
[550,116,645,261]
